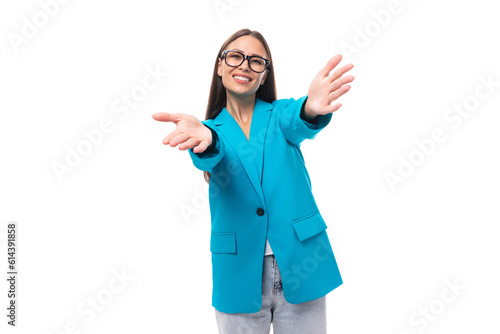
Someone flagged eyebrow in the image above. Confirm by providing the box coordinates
[230,48,266,58]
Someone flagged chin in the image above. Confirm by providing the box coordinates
[230,89,257,98]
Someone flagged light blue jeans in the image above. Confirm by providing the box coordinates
[215,254,327,334]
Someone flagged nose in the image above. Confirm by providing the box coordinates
[238,58,251,71]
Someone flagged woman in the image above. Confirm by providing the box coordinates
[153,29,354,334]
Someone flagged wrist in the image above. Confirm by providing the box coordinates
[301,98,319,124]
[204,125,217,151]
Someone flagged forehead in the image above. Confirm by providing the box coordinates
[226,36,267,58]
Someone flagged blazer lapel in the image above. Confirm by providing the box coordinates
[213,98,273,205]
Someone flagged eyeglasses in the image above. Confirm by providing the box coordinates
[221,50,270,73]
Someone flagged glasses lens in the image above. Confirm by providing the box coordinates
[249,57,266,73]
[225,51,244,67]
[225,51,267,73]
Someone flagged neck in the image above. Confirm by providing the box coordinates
[225,92,256,124]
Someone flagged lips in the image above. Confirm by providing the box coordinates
[232,74,252,83]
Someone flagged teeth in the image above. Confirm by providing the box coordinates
[234,76,250,82]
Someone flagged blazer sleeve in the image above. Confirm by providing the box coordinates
[276,95,333,147]
[187,120,225,173]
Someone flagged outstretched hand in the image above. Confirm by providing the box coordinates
[152,112,213,153]
[304,54,355,117]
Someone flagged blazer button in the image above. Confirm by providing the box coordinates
[256,208,265,216]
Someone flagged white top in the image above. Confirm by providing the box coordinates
[264,237,273,255]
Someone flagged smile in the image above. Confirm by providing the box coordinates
[233,75,252,83]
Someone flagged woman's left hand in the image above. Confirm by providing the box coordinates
[304,54,355,117]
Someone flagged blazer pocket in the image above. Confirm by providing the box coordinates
[210,232,237,254]
[292,212,328,242]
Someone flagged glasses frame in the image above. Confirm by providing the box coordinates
[221,50,270,73]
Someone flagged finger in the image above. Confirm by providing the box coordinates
[152,112,183,123]
[328,85,351,105]
[179,138,199,151]
[320,54,342,78]
[324,103,342,114]
[187,140,209,153]
[165,132,189,146]
[330,75,355,93]
[162,129,180,145]
[328,63,354,83]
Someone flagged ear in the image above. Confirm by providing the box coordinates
[217,58,222,77]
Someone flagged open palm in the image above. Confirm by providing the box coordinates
[152,112,212,153]
[305,54,355,116]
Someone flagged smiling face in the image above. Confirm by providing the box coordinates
[217,35,268,100]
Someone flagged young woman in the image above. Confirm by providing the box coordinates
[153,29,354,334]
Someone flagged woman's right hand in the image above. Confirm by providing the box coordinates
[152,112,213,153]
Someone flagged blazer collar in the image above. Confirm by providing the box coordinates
[212,98,273,205]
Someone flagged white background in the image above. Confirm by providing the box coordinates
[1,0,499,333]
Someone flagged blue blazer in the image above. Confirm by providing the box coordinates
[188,95,343,314]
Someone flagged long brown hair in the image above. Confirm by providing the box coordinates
[203,29,277,184]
